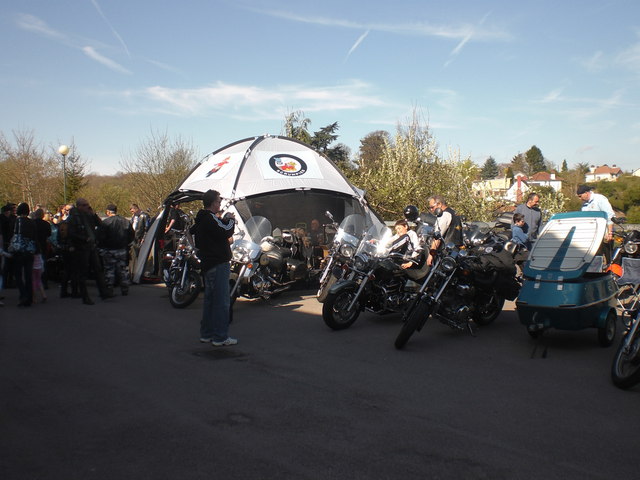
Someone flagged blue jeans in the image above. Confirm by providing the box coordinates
[201,262,231,342]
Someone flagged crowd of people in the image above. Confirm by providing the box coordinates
[0,200,150,307]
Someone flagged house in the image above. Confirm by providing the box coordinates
[585,164,622,182]
[527,171,563,192]
[471,177,512,200]
[633,168,640,177]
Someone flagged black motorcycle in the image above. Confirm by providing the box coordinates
[316,212,367,303]
[610,220,640,389]
[163,219,202,309]
[229,216,307,302]
[394,232,521,350]
[322,223,428,330]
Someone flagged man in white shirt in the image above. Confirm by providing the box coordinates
[577,184,615,263]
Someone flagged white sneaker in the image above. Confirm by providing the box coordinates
[212,337,238,347]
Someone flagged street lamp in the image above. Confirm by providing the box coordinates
[58,145,69,204]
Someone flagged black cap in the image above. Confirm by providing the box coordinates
[106,203,117,213]
[576,185,592,195]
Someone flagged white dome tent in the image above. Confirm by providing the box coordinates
[132,135,383,283]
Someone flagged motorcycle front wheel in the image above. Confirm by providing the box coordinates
[395,298,432,349]
[611,318,640,389]
[169,270,202,309]
[322,287,361,330]
[473,293,505,326]
[317,274,338,303]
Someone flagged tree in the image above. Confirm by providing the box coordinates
[282,110,312,145]
[480,157,499,179]
[350,109,490,220]
[54,142,89,207]
[120,130,199,212]
[0,129,58,209]
[356,130,389,172]
[510,153,527,175]
[525,145,546,174]
[561,159,568,172]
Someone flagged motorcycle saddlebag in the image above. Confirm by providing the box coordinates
[286,259,307,280]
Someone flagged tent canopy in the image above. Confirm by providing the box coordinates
[133,135,381,283]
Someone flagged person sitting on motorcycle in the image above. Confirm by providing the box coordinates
[388,219,420,269]
[426,195,463,266]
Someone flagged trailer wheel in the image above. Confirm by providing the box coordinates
[598,310,617,347]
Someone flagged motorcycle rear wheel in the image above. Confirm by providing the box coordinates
[169,270,201,309]
[473,293,505,326]
[395,299,432,349]
[322,287,360,330]
[611,319,640,389]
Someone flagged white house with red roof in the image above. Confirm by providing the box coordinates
[527,171,563,192]
[585,164,622,182]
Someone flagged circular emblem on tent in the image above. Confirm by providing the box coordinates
[268,154,307,177]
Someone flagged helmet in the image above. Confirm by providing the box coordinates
[403,205,419,222]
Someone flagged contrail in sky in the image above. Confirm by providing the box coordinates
[90,0,131,57]
[345,30,370,62]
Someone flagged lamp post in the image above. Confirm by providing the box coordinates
[58,145,70,204]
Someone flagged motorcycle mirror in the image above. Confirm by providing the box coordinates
[325,210,334,221]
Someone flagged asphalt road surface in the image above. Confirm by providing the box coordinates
[1,282,638,480]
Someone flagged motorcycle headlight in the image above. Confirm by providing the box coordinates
[441,256,457,272]
[354,253,369,271]
[340,244,355,258]
[624,243,639,255]
[233,246,249,262]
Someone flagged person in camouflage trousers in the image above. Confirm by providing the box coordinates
[97,204,135,296]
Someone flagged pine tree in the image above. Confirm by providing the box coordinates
[480,157,499,179]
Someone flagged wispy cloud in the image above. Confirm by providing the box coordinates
[616,40,640,73]
[90,0,131,57]
[15,13,67,41]
[245,8,510,42]
[83,46,132,75]
[15,13,132,75]
[135,81,385,118]
[581,50,605,72]
[345,30,370,62]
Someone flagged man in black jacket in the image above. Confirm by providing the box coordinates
[98,204,135,296]
[190,190,237,346]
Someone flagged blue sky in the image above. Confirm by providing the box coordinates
[2,0,639,175]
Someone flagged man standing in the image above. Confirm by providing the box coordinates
[191,190,237,346]
[129,203,150,257]
[98,204,135,296]
[426,195,463,265]
[577,185,615,262]
[514,193,543,246]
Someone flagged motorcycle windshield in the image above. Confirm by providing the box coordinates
[356,224,393,257]
[334,213,367,247]
[243,216,273,244]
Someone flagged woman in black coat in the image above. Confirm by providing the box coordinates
[13,202,36,306]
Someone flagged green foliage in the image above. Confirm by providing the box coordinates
[525,145,546,174]
[627,205,640,223]
[561,159,568,172]
[534,185,566,221]
[480,157,499,179]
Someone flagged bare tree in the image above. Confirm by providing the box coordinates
[120,130,199,212]
[0,129,58,208]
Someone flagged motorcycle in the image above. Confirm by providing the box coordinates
[394,229,521,350]
[163,217,202,309]
[322,223,428,330]
[316,211,367,303]
[610,220,640,389]
[229,216,307,302]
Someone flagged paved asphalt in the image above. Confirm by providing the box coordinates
[1,281,638,480]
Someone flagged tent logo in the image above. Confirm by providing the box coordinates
[269,154,307,177]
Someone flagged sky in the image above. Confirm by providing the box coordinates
[1,0,639,175]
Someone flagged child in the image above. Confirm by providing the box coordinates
[511,212,530,249]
